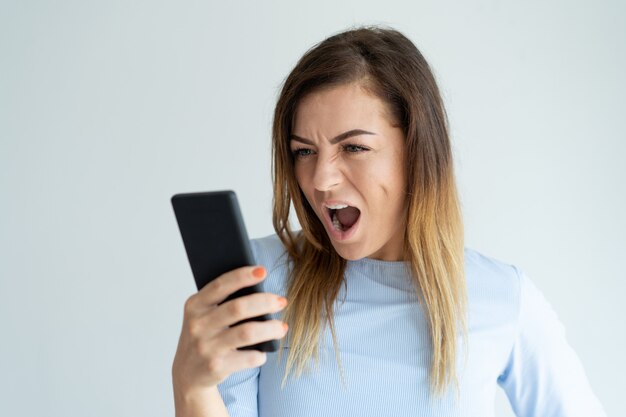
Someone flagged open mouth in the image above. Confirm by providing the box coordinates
[325,204,361,232]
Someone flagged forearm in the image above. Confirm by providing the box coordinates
[174,386,230,417]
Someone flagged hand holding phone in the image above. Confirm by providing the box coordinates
[171,191,288,392]
[172,190,284,352]
[172,265,288,392]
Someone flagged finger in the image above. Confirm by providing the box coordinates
[215,319,288,353]
[186,265,267,315]
[209,292,288,329]
[185,294,286,342]
[215,349,268,381]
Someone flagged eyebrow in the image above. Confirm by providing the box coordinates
[290,129,376,145]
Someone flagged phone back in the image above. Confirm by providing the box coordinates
[171,190,278,352]
[171,190,254,291]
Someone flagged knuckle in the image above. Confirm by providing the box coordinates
[210,278,225,294]
[183,295,197,315]
[254,352,267,367]
[229,299,246,317]
[205,356,222,375]
[187,318,203,338]
[237,323,256,342]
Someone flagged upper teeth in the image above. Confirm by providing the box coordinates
[326,204,348,209]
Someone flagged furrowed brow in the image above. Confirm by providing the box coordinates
[290,135,315,145]
[290,129,375,145]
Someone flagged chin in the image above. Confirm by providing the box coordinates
[329,242,366,261]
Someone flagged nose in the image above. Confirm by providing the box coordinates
[311,152,342,192]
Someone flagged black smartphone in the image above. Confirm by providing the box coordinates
[171,190,278,352]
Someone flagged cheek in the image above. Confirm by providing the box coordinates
[293,164,315,206]
[364,161,405,198]
[293,164,307,190]
[387,151,407,192]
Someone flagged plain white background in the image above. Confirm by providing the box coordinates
[1,1,624,416]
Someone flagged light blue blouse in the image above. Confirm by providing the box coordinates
[217,234,606,417]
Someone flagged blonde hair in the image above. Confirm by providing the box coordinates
[271,26,467,396]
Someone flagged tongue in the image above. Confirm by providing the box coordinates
[336,206,360,229]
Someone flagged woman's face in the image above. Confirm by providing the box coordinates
[290,82,408,261]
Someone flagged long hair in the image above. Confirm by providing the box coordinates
[271,26,467,395]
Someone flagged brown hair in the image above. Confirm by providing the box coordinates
[272,26,467,395]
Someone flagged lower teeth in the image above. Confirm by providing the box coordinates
[332,212,344,231]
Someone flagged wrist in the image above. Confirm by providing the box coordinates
[174,386,225,417]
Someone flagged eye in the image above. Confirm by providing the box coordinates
[291,148,314,158]
[343,144,369,153]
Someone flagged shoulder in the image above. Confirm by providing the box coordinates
[250,233,291,296]
[463,247,524,322]
[250,233,288,264]
[464,247,522,290]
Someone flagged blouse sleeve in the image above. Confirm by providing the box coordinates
[497,267,606,417]
[216,367,260,417]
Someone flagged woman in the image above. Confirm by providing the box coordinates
[172,27,606,417]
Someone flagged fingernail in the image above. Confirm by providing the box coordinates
[277,296,288,307]
[282,322,289,332]
[252,267,266,279]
